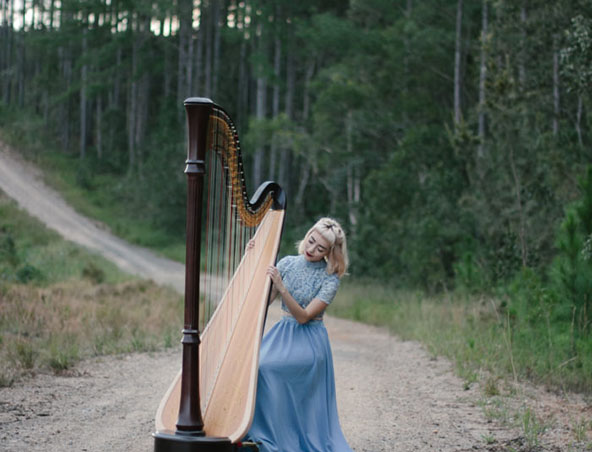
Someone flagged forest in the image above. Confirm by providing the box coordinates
[1,0,591,362]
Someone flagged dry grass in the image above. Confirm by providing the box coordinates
[0,278,183,385]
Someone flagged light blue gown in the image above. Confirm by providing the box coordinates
[245,255,353,452]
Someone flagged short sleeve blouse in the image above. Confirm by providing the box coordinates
[276,255,340,318]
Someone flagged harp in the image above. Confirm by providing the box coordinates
[153,98,286,452]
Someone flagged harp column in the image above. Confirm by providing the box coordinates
[176,98,211,434]
[153,98,233,451]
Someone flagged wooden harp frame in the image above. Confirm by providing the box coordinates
[153,98,286,452]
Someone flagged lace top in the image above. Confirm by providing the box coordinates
[276,255,340,319]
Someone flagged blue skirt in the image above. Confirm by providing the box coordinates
[245,316,353,452]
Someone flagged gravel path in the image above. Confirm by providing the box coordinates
[0,143,589,451]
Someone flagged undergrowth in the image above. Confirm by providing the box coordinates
[331,280,592,394]
[0,113,186,263]
[0,193,183,386]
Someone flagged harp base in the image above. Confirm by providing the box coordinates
[153,430,234,452]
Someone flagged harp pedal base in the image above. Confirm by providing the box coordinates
[153,430,233,452]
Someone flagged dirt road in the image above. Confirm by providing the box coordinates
[0,143,588,451]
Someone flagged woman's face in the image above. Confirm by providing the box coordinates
[303,230,331,262]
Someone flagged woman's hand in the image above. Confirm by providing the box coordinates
[267,265,286,294]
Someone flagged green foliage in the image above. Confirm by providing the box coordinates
[0,193,126,286]
[15,263,44,284]
[1,0,592,397]
[550,167,592,333]
[82,261,106,284]
[561,14,592,95]
[332,279,592,393]
[0,200,183,382]
[47,338,79,373]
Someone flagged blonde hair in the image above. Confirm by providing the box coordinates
[297,217,349,277]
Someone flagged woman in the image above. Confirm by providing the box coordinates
[245,217,353,452]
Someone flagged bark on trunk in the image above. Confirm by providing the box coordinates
[477,0,488,160]
[96,96,103,159]
[403,0,412,124]
[509,145,528,267]
[576,94,584,149]
[236,1,248,130]
[128,33,138,172]
[519,4,526,88]
[269,29,281,181]
[2,0,14,104]
[80,26,88,160]
[16,1,26,107]
[278,28,294,191]
[454,0,463,126]
[552,35,560,137]
[346,110,360,230]
[193,17,204,97]
[59,42,72,150]
[252,26,267,188]
[212,1,223,100]
[295,58,316,209]
[177,0,192,107]
[204,0,213,97]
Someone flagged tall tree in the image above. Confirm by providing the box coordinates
[477,0,488,161]
[454,0,463,126]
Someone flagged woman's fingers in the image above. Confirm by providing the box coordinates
[266,266,281,282]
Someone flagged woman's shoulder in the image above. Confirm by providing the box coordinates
[276,254,300,270]
[324,270,340,280]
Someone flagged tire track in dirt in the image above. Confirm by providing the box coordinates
[0,143,184,292]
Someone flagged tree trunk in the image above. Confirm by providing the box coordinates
[454,0,463,126]
[135,73,149,177]
[193,17,204,97]
[509,145,528,267]
[295,57,316,209]
[128,38,138,172]
[518,4,526,88]
[49,0,55,31]
[268,26,281,181]
[402,0,412,124]
[80,26,88,160]
[346,110,360,230]
[477,0,488,160]
[177,0,192,107]
[212,1,223,100]
[552,35,560,137]
[278,28,294,191]
[236,1,248,130]
[576,94,584,149]
[252,23,267,188]
[204,0,213,97]
[163,12,171,99]
[59,42,73,150]
[1,0,14,104]
[96,96,103,159]
[16,0,26,107]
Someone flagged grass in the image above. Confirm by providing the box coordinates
[331,279,592,449]
[0,107,186,263]
[1,278,183,384]
[2,104,590,446]
[331,280,592,393]
[0,192,183,386]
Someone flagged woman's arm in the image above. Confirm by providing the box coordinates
[267,265,328,324]
[268,285,279,305]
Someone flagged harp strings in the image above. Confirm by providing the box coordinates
[200,111,260,334]
[198,109,278,414]
[199,213,274,413]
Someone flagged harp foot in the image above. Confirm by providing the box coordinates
[153,430,234,452]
